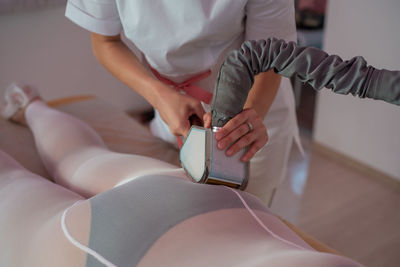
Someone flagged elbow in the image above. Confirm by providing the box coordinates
[90,32,108,61]
[90,32,121,61]
[90,33,102,61]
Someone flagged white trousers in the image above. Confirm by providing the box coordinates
[150,78,300,205]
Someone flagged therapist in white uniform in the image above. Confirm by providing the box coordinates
[65,0,300,205]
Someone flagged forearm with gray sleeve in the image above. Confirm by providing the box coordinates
[211,38,400,127]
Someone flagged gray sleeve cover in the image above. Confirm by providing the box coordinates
[211,38,400,127]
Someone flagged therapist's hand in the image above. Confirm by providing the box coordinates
[203,108,268,162]
[90,33,204,138]
[155,86,205,137]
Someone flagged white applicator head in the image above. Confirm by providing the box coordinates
[180,126,249,189]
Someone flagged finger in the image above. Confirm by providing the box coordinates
[240,138,267,162]
[189,114,203,126]
[225,122,267,157]
[171,113,191,137]
[225,131,258,156]
[203,112,212,128]
[240,142,264,162]
[181,119,192,137]
[217,123,251,150]
[215,111,249,140]
[191,101,205,123]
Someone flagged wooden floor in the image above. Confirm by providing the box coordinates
[271,132,400,267]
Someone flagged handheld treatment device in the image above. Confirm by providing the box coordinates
[181,37,400,188]
[180,126,249,189]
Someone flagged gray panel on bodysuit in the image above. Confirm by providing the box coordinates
[86,175,268,267]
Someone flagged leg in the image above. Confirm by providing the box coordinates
[25,100,185,197]
[247,132,293,205]
[0,150,87,266]
[246,80,297,205]
[0,151,361,266]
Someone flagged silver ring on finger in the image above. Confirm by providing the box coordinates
[246,121,254,132]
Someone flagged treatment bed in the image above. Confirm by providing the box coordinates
[0,95,341,258]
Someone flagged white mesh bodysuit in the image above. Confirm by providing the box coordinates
[0,101,363,266]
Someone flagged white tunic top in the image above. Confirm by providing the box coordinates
[65,0,297,80]
[65,0,301,204]
[65,0,299,138]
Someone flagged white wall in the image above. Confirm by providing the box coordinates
[313,0,400,179]
[0,6,151,112]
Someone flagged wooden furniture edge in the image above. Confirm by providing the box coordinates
[46,95,95,107]
[277,216,342,256]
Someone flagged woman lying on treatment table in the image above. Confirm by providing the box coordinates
[1,38,399,267]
